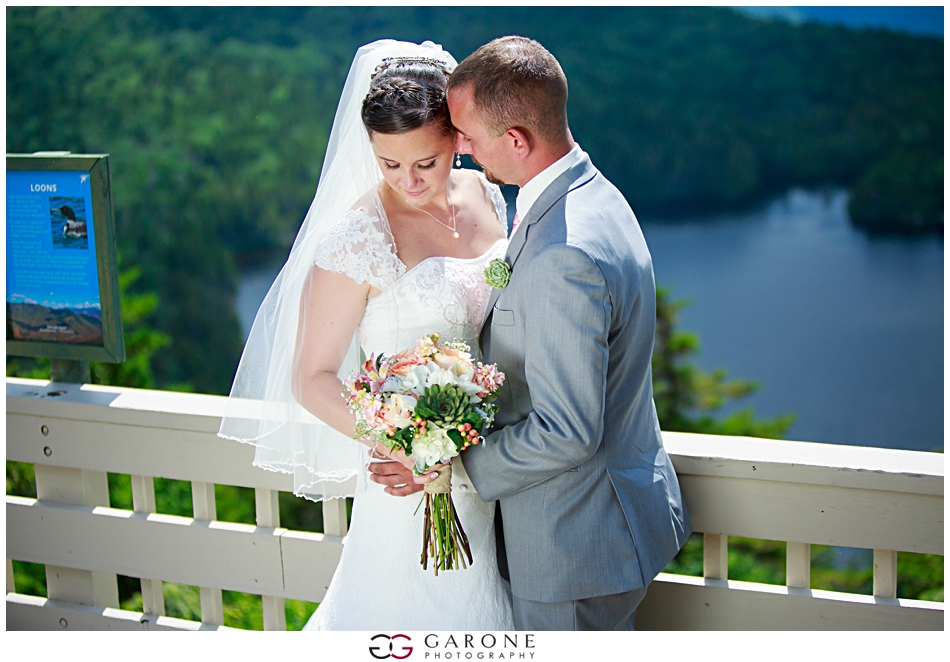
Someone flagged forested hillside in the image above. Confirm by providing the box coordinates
[7,6,942,394]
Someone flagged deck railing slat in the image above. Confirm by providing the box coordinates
[254,488,286,630]
[7,497,288,596]
[322,497,349,538]
[191,481,224,625]
[786,541,811,589]
[255,488,280,529]
[637,573,943,630]
[33,464,119,609]
[703,533,728,580]
[873,549,899,599]
[131,474,165,616]
[679,475,942,555]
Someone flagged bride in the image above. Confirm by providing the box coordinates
[218,40,515,630]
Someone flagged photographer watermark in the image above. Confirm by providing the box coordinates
[369,633,537,660]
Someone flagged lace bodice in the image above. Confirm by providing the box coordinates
[312,172,508,356]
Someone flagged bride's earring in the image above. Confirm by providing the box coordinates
[455,153,462,168]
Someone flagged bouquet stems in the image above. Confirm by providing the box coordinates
[420,464,473,575]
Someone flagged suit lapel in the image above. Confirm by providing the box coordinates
[481,154,598,329]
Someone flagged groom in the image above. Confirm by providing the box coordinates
[370,36,692,631]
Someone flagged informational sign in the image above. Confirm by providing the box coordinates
[6,154,124,363]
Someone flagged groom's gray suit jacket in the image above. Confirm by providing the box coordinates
[461,152,692,603]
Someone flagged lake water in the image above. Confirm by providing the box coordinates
[236,188,944,453]
[640,189,943,452]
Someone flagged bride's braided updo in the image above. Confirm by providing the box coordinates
[361,57,453,136]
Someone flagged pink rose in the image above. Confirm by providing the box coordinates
[390,356,424,376]
[432,347,472,370]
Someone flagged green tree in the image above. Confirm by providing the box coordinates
[848,148,943,233]
[90,266,176,389]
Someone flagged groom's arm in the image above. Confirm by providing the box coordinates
[462,242,613,502]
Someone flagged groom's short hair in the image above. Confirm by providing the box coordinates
[448,36,568,144]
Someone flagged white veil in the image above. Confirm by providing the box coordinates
[218,40,459,501]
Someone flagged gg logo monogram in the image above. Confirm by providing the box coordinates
[369,634,413,660]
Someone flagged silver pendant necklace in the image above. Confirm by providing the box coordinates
[403,178,459,239]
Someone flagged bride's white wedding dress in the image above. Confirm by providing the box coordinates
[303,172,515,631]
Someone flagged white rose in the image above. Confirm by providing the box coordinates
[401,365,431,395]
[388,393,417,429]
[411,427,458,471]
[449,362,482,398]
[425,365,457,389]
[449,361,474,381]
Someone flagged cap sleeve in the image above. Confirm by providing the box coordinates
[311,208,405,290]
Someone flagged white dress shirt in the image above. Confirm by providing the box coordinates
[514,142,585,234]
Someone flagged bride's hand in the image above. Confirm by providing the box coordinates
[369,444,446,496]
[371,443,416,472]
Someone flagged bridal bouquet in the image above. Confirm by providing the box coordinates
[343,333,505,575]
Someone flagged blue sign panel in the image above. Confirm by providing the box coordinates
[6,170,104,345]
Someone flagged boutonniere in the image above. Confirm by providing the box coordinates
[484,258,511,289]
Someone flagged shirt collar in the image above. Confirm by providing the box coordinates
[515,143,585,224]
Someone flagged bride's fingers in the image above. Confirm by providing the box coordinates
[412,470,441,485]
[412,461,447,481]
[370,443,395,460]
[373,444,418,472]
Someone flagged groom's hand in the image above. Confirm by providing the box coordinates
[368,460,425,496]
[368,444,443,497]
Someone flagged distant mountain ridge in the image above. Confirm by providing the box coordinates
[7,302,104,345]
[734,6,944,37]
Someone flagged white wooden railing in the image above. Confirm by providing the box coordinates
[6,378,944,630]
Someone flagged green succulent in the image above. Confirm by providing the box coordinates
[484,258,511,289]
[416,384,468,427]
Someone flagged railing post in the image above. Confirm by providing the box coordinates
[786,541,811,589]
[703,533,728,580]
[323,498,349,537]
[192,482,224,626]
[255,488,280,529]
[7,558,16,594]
[131,474,165,616]
[873,550,898,598]
[255,488,286,631]
[34,464,119,608]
